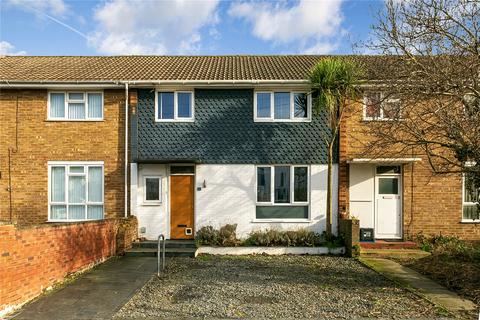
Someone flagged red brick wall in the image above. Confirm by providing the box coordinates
[339,101,480,240]
[0,89,126,225]
[0,218,137,314]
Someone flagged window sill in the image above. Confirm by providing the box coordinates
[154,119,194,123]
[46,119,105,122]
[142,202,162,206]
[361,118,404,122]
[460,220,480,224]
[251,219,311,223]
[254,119,311,123]
[47,218,104,223]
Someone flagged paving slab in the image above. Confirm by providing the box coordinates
[9,257,156,320]
[360,257,478,313]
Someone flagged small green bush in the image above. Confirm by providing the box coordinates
[196,225,345,248]
[196,224,239,246]
[413,233,480,262]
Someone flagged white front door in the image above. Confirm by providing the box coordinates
[375,175,402,239]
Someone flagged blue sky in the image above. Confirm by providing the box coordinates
[0,0,384,56]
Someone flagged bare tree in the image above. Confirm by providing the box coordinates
[364,0,480,210]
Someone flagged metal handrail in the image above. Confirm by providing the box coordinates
[157,234,165,276]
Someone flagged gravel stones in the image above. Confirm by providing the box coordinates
[115,255,448,319]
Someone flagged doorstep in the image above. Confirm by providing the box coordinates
[360,240,418,250]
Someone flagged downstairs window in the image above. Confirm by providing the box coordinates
[463,172,479,221]
[49,162,104,221]
[256,165,309,219]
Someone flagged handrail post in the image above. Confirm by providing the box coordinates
[157,234,165,276]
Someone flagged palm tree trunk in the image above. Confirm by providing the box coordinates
[326,142,333,236]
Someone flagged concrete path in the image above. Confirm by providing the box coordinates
[360,257,477,313]
[10,257,156,320]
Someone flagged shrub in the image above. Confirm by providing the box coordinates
[196,224,239,246]
[413,233,480,262]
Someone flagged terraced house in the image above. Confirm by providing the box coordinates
[1,56,479,240]
[1,54,479,312]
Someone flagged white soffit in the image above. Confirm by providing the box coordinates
[347,158,422,164]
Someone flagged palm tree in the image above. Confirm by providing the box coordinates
[309,58,362,236]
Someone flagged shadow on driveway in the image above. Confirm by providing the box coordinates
[10,257,156,320]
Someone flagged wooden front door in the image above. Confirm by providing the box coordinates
[170,175,194,239]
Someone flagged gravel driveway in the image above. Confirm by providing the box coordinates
[115,255,448,319]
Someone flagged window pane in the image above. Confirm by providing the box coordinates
[376,166,401,175]
[51,205,67,220]
[274,92,290,119]
[68,92,84,101]
[68,205,85,219]
[68,103,86,119]
[177,92,192,118]
[294,167,308,202]
[170,166,194,174]
[257,167,271,202]
[383,99,401,119]
[293,93,308,118]
[69,166,84,174]
[378,178,399,195]
[256,206,308,219]
[87,205,103,219]
[50,93,65,118]
[256,93,271,118]
[365,92,381,118]
[88,93,103,118]
[274,166,290,203]
[69,176,86,203]
[88,167,103,202]
[145,178,160,201]
[464,173,479,203]
[51,167,65,202]
[160,92,174,119]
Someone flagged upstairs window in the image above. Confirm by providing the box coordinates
[463,172,479,221]
[156,91,194,121]
[48,91,103,120]
[254,91,311,122]
[363,92,401,121]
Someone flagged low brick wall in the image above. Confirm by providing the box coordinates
[0,217,137,315]
[339,218,360,257]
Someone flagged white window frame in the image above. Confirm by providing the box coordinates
[254,91,312,122]
[47,161,104,222]
[143,175,162,205]
[255,165,310,206]
[47,91,104,121]
[363,92,401,121]
[462,166,479,223]
[155,91,195,122]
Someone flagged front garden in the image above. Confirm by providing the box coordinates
[394,235,480,306]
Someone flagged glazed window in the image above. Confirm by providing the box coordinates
[256,165,309,220]
[48,162,104,221]
[48,91,103,120]
[144,176,162,203]
[363,92,401,120]
[463,172,479,221]
[156,91,194,121]
[254,91,311,122]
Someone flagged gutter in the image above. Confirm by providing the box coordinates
[0,79,311,88]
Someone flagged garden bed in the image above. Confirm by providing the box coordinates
[196,246,345,256]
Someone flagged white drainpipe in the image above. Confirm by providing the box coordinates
[124,82,129,218]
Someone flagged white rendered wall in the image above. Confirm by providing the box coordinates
[195,164,338,238]
[349,164,375,229]
[132,164,168,240]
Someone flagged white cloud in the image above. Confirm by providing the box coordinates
[88,0,220,55]
[0,41,26,55]
[5,0,68,17]
[228,0,344,54]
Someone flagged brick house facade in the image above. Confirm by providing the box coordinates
[0,89,126,225]
[338,98,480,241]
